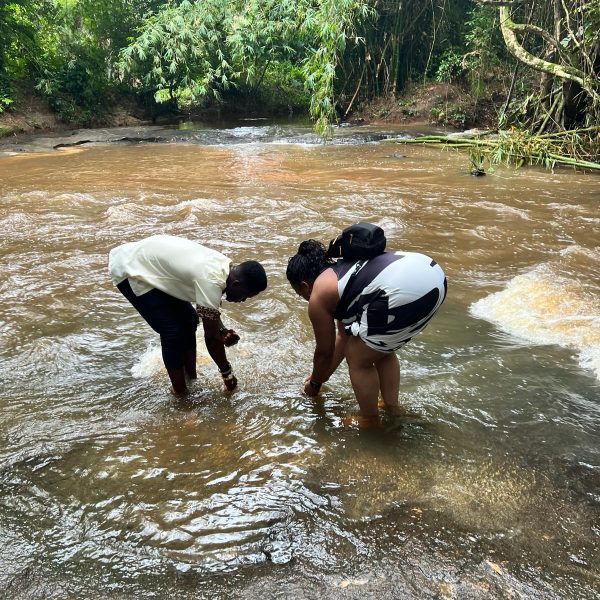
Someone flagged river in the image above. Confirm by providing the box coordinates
[0,120,598,599]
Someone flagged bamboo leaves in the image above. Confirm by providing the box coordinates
[299,0,373,137]
[118,0,225,101]
[118,0,371,136]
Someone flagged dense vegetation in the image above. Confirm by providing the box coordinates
[1,0,599,164]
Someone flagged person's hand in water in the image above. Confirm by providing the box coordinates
[223,374,238,391]
[220,364,238,391]
[303,376,321,397]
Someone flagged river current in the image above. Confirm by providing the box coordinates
[0,121,598,599]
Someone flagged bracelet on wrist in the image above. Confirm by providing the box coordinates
[219,363,232,377]
[309,379,321,391]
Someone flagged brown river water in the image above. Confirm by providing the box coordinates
[0,121,598,599]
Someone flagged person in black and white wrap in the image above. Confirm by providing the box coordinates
[286,237,446,425]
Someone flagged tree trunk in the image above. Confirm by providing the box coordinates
[498,6,600,103]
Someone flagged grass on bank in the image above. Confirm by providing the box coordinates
[392,127,600,172]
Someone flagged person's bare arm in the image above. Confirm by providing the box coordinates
[304,269,339,395]
[202,316,237,391]
[328,320,348,378]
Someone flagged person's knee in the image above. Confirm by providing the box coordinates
[160,325,189,352]
[378,351,398,366]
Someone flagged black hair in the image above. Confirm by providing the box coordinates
[286,239,334,286]
[237,260,268,294]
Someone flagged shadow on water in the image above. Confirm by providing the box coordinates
[0,120,598,598]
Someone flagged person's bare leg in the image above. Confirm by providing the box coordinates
[375,351,400,411]
[344,336,382,420]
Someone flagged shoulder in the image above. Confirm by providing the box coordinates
[313,267,338,291]
[186,241,231,273]
[310,268,339,313]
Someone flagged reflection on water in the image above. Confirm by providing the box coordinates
[0,122,598,598]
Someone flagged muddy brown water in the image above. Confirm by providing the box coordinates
[0,121,598,599]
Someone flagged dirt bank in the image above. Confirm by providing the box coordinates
[351,82,500,130]
[1,81,500,140]
[0,91,63,137]
[0,85,145,139]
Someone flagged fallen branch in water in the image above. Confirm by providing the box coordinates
[390,127,600,172]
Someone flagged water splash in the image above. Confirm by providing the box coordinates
[130,343,213,379]
[470,261,600,380]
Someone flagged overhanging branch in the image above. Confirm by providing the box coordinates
[509,22,559,50]
[499,6,600,103]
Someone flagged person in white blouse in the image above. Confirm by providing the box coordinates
[109,234,267,395]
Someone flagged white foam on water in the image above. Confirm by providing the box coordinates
[130,344,164,378]
[470,264,600,380]
[269,140,321,147]
[476,200,531,220]
[180,198,218,208]
[105,203,143,224]
[0,212,37,243]
[559,244,600,261]
[130,343,213,379]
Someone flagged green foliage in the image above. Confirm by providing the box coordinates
[463,5,506,97]
[0,74,14,114]
[0,0,511,136]
[435,51,465,84]
[396,128,600,172]
[256,62,310,111]
[0,0,56,81]
[226,0,301,92]
[299,0,373,137]
[119,0,305,104]
[0,0,58,115]
[476,128,600,171]
[119,0,371,136]
[434,6,505,95]
[119,0,226,102]
[464,5,505,68]
[40,0,165,122]
[0,0,596,144]
[0,96,13,114]
[580,1,600,47]
[37,21,110,123]
[430,104,467,129]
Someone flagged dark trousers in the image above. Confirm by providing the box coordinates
[117,279,199,370]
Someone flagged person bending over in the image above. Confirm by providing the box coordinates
[109,234,267,394]
[286,239,446,424]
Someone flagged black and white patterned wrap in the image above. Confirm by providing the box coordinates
[332,251,447,352]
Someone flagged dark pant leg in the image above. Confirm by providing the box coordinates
[174,303,199,355]
[117,279,199,370]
